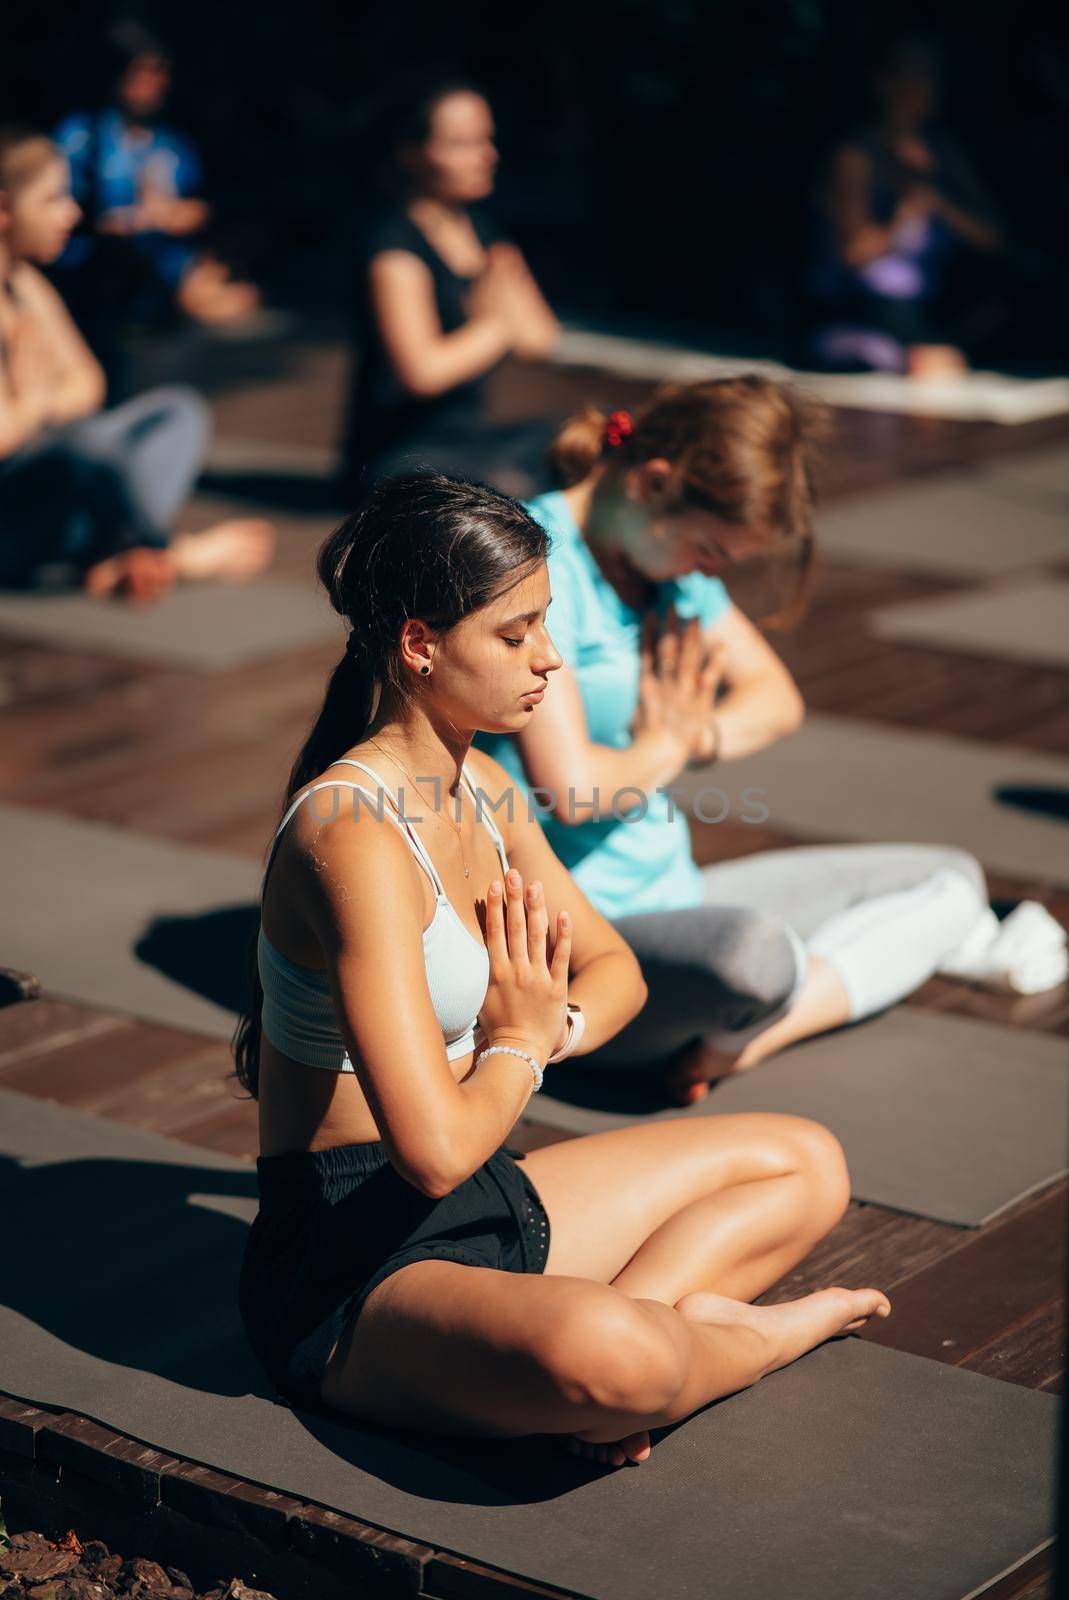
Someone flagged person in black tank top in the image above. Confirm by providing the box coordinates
[339,81,562,497]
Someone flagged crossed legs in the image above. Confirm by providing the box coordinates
[320,1113,888,1464]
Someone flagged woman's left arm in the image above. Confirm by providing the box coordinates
[467,751,648,1054]
[699,603,805,762]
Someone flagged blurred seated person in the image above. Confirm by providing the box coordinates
[340,79,562,497]
[0,127,274,602]
[54,21,259,327]
[808,36,1006,378]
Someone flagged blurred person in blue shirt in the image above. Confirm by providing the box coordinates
[54,22,259,327]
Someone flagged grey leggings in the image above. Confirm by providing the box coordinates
[581,843,989,1071]
[0,385,210,591]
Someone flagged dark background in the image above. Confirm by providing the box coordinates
[4,0,1067,357]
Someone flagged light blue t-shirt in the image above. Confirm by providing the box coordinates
[475,491,732,920]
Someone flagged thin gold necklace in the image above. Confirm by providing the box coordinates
[366,739,471,878]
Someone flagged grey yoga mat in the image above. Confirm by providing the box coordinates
[982,442,1069,498]
[533,1008,1069,1228]
[816,473,1069,576]
[0,802,261,1040]
[674,712,1069,886]
[870,578,1069,669]
[4,799,1067,1225]
[0,1089,1058,1600]
[0,577,342,669]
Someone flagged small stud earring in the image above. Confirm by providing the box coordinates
[421,665,431,675]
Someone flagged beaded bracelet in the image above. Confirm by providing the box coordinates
[474,1044,544,1092]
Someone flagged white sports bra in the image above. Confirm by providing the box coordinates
[257,758,510,1070]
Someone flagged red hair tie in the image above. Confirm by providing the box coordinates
[604,410,634,449]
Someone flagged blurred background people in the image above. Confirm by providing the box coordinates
[53,21,261,341]
[339,77,562,498]
[806,35,1011,376]
[0,127,275,602]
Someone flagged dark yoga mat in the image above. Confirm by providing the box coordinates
[815,472,1069,576]
[4,802,1065,1226]
[871,578,1069,670]
[673,712,1069,887]
[533,1008,1069,1228]
[0,802,260,1039]
[0,577,341,670]
[0,1089,1057,1600]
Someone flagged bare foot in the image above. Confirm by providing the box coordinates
[553,1428,651,1469]
[178,261,262,325]
[663,1037,742,1106]
[675,1285,891,1374]
[83,547,178,606]
[907,343,969,381]
[554,1285,889,1468]
[170,520,276,582]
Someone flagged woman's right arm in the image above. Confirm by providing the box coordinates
[368,249,513,398]
[516,613,718,825]
[0,382,52,458]
[299,805,563,1198]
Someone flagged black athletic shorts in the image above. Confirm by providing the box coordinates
[238,1138,552,1409]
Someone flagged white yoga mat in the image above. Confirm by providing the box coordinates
[552,326,1069,424]
[674,713,1069,886]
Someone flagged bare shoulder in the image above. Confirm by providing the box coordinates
[11,262,56,313]
[10,259,52,312]
[282,772,426,954]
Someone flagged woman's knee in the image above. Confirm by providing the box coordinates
[774,1115,851,1222]
[150,385,213,461]
[541,1287,684,1416]
[707,909,801,1014]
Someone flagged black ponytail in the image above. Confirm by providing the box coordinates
[230,472,548,1100]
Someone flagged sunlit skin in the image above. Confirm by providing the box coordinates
[490,458,852,1112]
[257,561,889,1472]
[369,90,560,405]
[257,563,569,1164]
[4,158,81,266]
[401,89,500,208]
[0,153,274,593]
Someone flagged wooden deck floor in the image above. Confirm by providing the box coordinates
[1,335,1066,1600]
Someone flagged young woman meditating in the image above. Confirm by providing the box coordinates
[235,472,889,1470]
[339,79,561,496]
[0,126,274,601]
[475,378,1065,1105]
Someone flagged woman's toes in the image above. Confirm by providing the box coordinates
[563,1428,650,1466]
[844,1288,891,1329]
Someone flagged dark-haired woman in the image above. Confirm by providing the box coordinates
[476,378,1062,1104]
[339,84,561,496]
[236,471,889,1471]
[808,37,1005,376]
